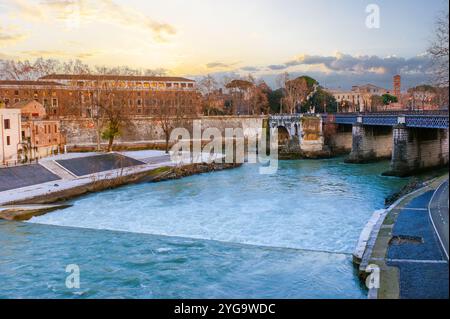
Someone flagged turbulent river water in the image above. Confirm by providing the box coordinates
[0,158,413,298]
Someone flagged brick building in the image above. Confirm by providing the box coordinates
[12,100,63,160]
[0,74,201,118]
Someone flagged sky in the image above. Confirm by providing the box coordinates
[0,0,448,89]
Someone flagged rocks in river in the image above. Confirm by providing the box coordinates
[151,163,242,182]
[385,178,423,207]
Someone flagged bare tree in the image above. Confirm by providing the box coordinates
[249,82,270,115]
[95,79,134,152]
[276,72,290,114]
[155,90,188,153]
[428,11,449,88]
[199,75,219,116]
[0,57,167,80]
[283,77,310,114]
[0,58,91,80]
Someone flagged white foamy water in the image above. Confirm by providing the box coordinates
[29,160,407,253]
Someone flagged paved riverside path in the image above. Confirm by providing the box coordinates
[429,180,449,260]
[0,164,60,192]
[386,184,449,299]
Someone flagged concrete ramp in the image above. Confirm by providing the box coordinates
[0,164,60,192]
[55,153,145,177]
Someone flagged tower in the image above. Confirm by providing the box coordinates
[393,75,401,98]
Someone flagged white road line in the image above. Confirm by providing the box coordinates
[429,180,449,261]
[387,259,448,264]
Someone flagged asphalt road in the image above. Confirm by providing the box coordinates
[429,180,449,260]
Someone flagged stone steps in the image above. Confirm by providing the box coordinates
[40,160,77,180]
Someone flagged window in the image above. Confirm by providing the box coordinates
[22,131,25,139]
[14,90,19,96]
[6,136,10,146]
[4,119,10,129]
[52,98,58,107]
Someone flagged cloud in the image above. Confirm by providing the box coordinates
[0,25,28,47]
[273,52,433,76]
[240,66,260,72]
[206,61,239,69]
[194,53,436,91]
[20,49,97,59]
[267,64,288,70]
[9,0,176,42]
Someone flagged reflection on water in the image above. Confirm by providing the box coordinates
[1,158,412,298]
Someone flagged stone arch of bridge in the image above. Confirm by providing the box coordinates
[276,125,291,144]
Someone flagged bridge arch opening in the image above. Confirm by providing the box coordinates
[277,126,290,145]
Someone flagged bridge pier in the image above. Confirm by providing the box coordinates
[384,125,449,177]
[346,123,393,163]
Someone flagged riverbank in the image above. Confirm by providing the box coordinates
[0,151,240,221]
[353,173,449,299]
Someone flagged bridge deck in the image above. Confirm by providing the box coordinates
[322,113,449,129]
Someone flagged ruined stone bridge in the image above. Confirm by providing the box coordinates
[269,111,449,176]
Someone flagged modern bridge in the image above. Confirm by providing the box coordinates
[322,111,449,129]
[269,111,449,176]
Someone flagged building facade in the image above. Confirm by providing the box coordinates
[329,84,392,113]
[0,106,22,166]
[12,100,63,160]
[0,100,64,165]
[0,74,201,118]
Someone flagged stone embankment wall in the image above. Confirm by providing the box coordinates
[61,116,266,150]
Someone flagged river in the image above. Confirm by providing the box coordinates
[0,158,412,299]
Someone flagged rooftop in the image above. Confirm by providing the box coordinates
[39,74,195,83]
[0,80,63,86]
